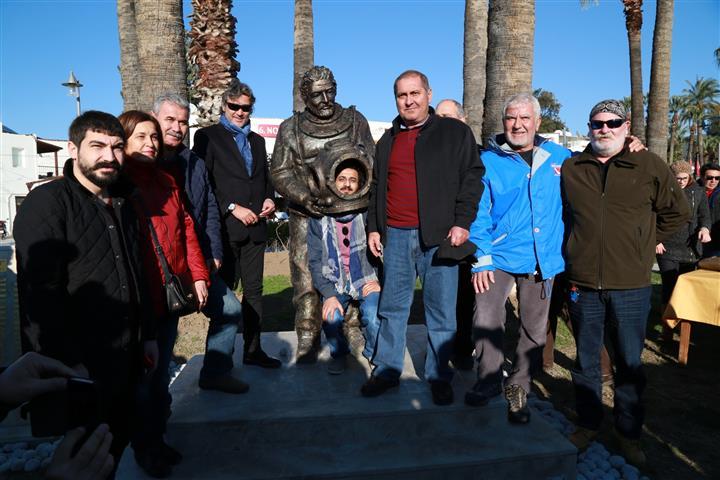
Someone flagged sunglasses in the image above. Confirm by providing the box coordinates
[705,176,720,181]
[342,226,350,247]
[589,118,625,130]
[226,102,252,113]
[675,176,690,181]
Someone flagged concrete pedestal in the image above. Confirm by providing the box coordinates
[117,325,576,479]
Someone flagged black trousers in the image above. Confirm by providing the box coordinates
[220,237,266,354]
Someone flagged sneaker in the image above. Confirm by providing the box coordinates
[327,355,347,375]
[360,375,399,397]
[504,384,530,424]
[198,374,250,394]
[568,426,599,451]
[464,381,502,407]
[614,429,646,467]
[430,380,454,406]
[244,350,282,369]
[134,447,172,478]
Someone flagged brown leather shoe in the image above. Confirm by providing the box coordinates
[569,426,599,451]
[614,429,646,467]
[198,374,249,394]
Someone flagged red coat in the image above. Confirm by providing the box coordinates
[126,160,210,317]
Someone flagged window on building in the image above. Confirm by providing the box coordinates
[11,147,24,167]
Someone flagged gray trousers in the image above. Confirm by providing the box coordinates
[473,269,553,392]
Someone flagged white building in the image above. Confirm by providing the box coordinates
[0,123,68,234]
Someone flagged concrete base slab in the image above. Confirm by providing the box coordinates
[117,325,576,479]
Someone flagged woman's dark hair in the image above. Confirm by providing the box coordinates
[117,110,164,160]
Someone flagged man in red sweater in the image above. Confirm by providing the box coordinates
[362,71,485,405]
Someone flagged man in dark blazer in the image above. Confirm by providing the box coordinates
[193,80,280,369]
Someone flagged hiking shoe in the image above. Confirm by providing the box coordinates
[464,381,502,407]
[430,381,454,406]
[199,374,249,394]
[327,355,347,375]
[614,429,647,467]
[360,375,399,397]
[569,426,599,451]
[504,384,530,424]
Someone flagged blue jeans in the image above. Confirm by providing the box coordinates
[133,315,179,448]
[373,227,458,383]
[569,286,651,439]
[200,271,243,379]
[323,291,381,360]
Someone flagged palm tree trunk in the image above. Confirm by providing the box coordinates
[646,0,673,161]
[698,119,704,165]
[293,0,314,113]
[687,123,695,166]
[117,0,142,111]
[624,0,646,142]
[668,112,677,161]
[482,0,535,144]
[463,0,489,142]
[189,0,240,127]
[135,0,188,111]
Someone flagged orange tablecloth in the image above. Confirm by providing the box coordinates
[663,269,720,328]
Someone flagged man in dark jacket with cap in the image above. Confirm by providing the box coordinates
[562,99,690,465]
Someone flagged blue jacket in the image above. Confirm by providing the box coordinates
[470,135,570,279]
[161,145,223,262]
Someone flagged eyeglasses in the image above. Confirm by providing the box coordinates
[705,176,720,181]
[589,118,625,130]
[226,102,252,113]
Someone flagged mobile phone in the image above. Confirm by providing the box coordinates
[26,377,99,438]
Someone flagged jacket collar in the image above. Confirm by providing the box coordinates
[62,158,137,199]
[576,144,637,168]
[389,107,436,136]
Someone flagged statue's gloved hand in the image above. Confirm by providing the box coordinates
[303,198,324,217]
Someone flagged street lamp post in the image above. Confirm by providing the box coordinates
[61,71,83,117]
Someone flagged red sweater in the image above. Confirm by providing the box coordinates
[126,160,209,316]
[386,128,420,228]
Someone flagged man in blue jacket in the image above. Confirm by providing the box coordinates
[152,93,248,395]
[467,93,569,423]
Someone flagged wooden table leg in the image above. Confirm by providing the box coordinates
[678,320,692,366]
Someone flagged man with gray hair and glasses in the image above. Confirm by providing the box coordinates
[465,93,571,424]
[152,93,250,396]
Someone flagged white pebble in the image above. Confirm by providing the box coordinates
[24,458,40,472]
[22,449,35,460]
[597,460,611,472]
[11,449,26,459]
[11,458,25,471]
[609,455,625,468]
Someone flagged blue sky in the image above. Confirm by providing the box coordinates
[0,0,718,140]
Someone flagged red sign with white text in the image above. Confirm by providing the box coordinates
[256,124,279,138]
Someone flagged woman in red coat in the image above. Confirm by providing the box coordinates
[118,110,209,478]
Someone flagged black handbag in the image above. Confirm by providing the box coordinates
[146,219,197,316]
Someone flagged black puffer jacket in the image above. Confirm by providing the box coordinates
[659,181,711,262]
[14,159,152,393]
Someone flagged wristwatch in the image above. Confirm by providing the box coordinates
[227,203,236,212]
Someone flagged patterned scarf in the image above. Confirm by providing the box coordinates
[219,114,253,175]
[319,213,377,299]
